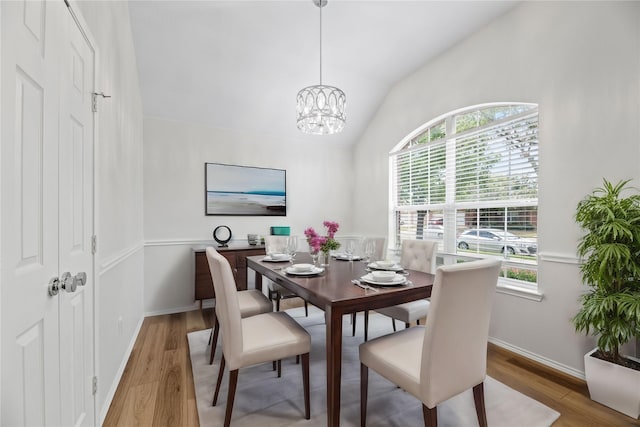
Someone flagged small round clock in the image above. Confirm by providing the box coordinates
[213,225,232,247]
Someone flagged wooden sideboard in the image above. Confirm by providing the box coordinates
[193,244,266,307]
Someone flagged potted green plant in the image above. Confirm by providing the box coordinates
[573,178,640,418]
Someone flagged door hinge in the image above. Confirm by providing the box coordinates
[91,92,111,112]
[92,376,98,395]
[91,235,97,254]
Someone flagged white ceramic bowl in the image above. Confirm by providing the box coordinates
[270,253,289,260]
[370,271,396,282]
[292,263,314,272]
[375,260,395,268]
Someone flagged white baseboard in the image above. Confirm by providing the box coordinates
[144,300,214,317]
[489,336,585,380]
[99,316,144,425]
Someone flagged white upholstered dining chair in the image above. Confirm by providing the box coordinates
[206,247,311,427]
[265,235,309,315]
[362,239,438,341]
[208,273,273,365]
[359,258,502,427]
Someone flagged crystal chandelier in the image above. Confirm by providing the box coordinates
[296,0,346,135]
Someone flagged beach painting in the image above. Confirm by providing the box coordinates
[205,163,286,216]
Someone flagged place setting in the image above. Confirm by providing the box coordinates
[332,252,362,261]
[283,262,324,276]
[262,253,292,262]
[366,259,406,273]
[332,239,361,261]
[352,270,412,293]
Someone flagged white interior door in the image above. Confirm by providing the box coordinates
[1,1,95,426]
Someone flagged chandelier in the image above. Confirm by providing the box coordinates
[296,0,346,135]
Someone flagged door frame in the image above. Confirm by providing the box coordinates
[66,2,100,425]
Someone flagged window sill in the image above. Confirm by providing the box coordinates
[497,278,543,301]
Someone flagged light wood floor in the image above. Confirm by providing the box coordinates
[103,301,639,427]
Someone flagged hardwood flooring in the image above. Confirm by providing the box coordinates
[103,302,639,426]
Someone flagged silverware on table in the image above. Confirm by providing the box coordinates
[351,279,379,292]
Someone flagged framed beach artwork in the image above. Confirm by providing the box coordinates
[205,162,287,216]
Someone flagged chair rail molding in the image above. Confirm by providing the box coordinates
[99,241,144,274]
[538,252,580,265]
[145,238,223,247]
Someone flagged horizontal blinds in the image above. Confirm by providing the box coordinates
[391,105,538,267]
[392,111,538,209]
[393,140,446,206]
[456,113,538,203]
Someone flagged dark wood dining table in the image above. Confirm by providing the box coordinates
[247,253,434,427]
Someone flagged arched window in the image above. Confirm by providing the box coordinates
[390,103,539,286]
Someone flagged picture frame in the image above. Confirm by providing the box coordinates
[205,162,287,216]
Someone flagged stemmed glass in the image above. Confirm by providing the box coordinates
[287,235,298,264]
[363,240,376,264]
[345,239,356,261]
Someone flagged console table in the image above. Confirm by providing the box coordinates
[193,243,266,308]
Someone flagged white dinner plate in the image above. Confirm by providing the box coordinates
[285,266,324,276]
[333,253,362,261]
[360,273,406,286]
[262,255,292,262]
[367,262,404,272]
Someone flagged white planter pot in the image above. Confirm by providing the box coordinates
[584,348,640,419]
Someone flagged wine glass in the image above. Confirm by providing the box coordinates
[287,235,298,263]
[345,239,356,261]
[364,240,376,263]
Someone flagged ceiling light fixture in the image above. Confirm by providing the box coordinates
[296,0,346,135]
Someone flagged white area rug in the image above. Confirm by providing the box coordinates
[188,307,560,426]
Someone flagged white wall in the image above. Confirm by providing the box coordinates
[142,117,353,313]
[352,1,640,376]
[74,1,145,421]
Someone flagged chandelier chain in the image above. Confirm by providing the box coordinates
[319,2,322,85]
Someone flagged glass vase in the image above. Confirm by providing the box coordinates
[309,247,320,267]
[321,251,331,267]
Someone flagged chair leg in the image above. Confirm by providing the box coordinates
[392,318,396,332]
[209,315,220,365]
[422,404,437,427]
[472,382,488,427]
[364,310,369,342]
[213,355,226,406]
[302,353,310,419]
[272,361,276,371]
[352,312,357,336]
[360,363,368,427]
[269,290,278,311]
[416,319,421,325]
[296,355,300,364]
[277,359,282,377]
[223,369,239,427]
[405,322,410,329]
[276,294,281,312]
[304,300,309,317]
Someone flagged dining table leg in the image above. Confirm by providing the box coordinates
[325,305,343,426]
[252,268,262,292]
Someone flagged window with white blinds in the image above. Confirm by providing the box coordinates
[391,103,539,285]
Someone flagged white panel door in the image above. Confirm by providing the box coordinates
[58,7,95,427]
[1,1,65,425]
[1,1,95,426]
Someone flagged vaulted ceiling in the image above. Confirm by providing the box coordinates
[128,1,518,146]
